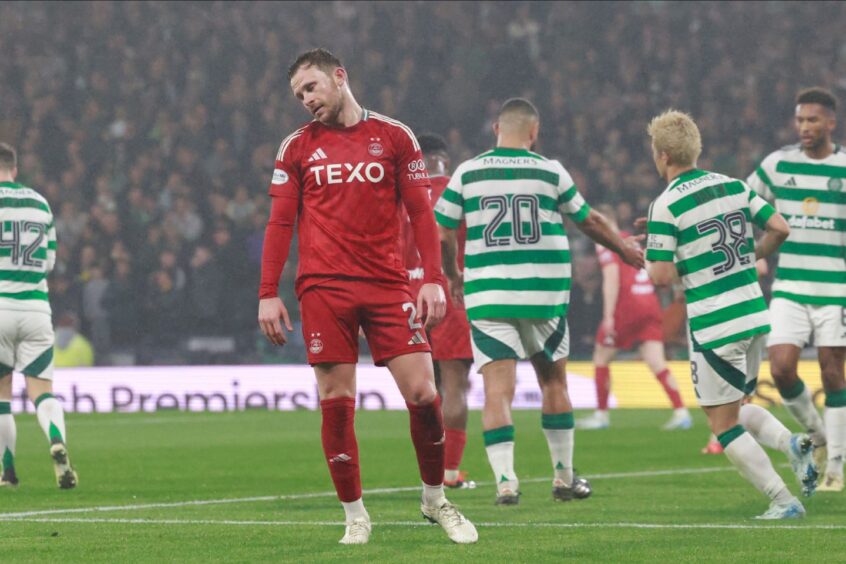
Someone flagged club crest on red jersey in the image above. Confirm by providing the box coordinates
[309,332,324,354]
[368,142,384,157]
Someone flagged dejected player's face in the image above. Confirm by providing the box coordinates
[795,103,835,152]
[291,65,345,125]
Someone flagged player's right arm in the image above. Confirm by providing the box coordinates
[645,198,679,286]
[258,134,303,346]
[434,163,466,305]
[553,162,644,269]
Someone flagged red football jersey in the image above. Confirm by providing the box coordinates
[403,175,466,285]
[595,231,661,321]
[269,110,434,297]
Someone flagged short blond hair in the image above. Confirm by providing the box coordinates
[647,110,701,167]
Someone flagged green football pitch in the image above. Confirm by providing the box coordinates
[1,408,844,562]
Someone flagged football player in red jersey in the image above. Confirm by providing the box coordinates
[257,49,477,545]
[402,133,474,489]
[577,204,692,431]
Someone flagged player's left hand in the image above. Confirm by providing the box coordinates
[417,282,447,329]
[620,234,645,269]
[634,216,648,231]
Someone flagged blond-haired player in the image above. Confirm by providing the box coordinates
[645,111,817,518]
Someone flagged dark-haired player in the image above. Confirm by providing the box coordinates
[402,133,474,488]
[257,49,477,545]
[747,87,846,492]
[437,98,643,505]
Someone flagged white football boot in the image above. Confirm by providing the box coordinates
[339,516,371,545]
[421,500,478,543]
[576,411,609,430]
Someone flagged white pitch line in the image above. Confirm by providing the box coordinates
[0,465,737,520]
[1,517,843,531]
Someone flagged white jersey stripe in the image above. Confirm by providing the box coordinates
[369,113,420,151]
[275,126,307,161]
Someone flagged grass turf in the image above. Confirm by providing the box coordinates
[0,408,844,562]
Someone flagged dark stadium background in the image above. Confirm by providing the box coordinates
[2,1,843,366]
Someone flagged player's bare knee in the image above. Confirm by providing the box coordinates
[818,348,846,389]
[404,382,437,406]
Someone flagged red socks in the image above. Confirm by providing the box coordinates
[595,366,611,410]
[444,427,467,472]
[407,395,445,486]
[656,369,684,409]
[320,397,361,502]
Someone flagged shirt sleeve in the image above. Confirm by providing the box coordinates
[554,162,591,222]
[434,163,465,229]
[746,182,777,229]
[746,153,776,201]
[646,197,677,262]
[268,132,303,199]
[392,124,431,192]
[390,122,443,286]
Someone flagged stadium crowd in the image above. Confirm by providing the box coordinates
[1,1,843,365]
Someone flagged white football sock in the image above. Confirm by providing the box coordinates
[0,403,15,473]
[824,407,846,478]
[485,441,518,493]
[35,394,67,445]
[739,404,791,453]
[422,483,446,506]
[723,430,794,505]
[542,428,574,485]
[782,386,826,446]
[341,499,369,522]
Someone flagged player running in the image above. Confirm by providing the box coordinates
[257,49,476,545]
[436,98,643,505]
[402,133,474,489]
[645,110,817,519]
[746,87,846,492]
[0,143,77,489]
[577,203,692,431]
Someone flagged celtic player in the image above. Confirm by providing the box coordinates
[646,111,817,519]
[746,87,846,492]
[436,98,643,505]
[0,143,77,489]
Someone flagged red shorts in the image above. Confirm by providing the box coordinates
[429,299,473,361]
[595,309,663,350]
[408,279,472,362]
[300,279,430,366]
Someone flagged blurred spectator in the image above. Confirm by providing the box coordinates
[186,244,224,335]
[54,313,95,368]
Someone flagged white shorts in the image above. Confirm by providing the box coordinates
[689,333,765,407]
[469,316,569,371]
[767,298,846,348]
[0,310,55,381]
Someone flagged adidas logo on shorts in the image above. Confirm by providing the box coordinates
[408,331,426,345]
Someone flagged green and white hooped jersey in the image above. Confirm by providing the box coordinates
[0,181,56,314]
[646,169,776,350]
[433,147,590,320]
[747,144,846,307]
